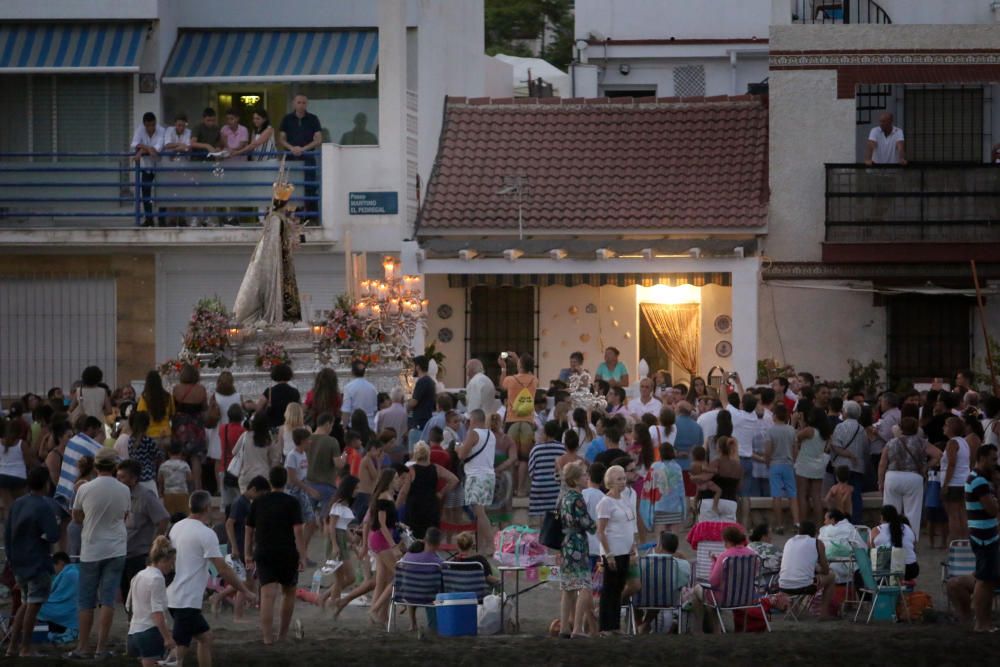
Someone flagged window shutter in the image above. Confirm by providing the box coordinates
[56,75,132,154]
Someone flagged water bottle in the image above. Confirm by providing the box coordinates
[310,568,323,594]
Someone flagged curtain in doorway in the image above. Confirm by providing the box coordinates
[639,303,700,377]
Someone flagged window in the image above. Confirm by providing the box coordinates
[673,65,706,98]
[0,74,132,156]
[903,87,984,163]
[604,89,656,99]
[467,286,537,385]
[887,294,971,384]
[639,306,671,379]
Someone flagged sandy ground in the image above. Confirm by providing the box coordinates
[2,523,993,666]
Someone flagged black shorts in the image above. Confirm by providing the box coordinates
[256,551,299,587]
[972,540,1000,583]
[945,486,965,502]
[128,626,165,659]
[169,607,210,647]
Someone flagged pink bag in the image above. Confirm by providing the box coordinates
[494,525,546,567]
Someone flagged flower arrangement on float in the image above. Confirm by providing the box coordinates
[255,341,292,369]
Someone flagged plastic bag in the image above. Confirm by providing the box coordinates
[477,594,502,635]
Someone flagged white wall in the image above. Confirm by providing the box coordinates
[575,0,772,41]
[2,0,157,19]
[766,69,854,261]
[597,55,768,97]
[875,0,999,25]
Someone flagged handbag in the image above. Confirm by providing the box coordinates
[226,436,245,477]
[539,506,564,550]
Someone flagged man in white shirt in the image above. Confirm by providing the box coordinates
[777,522,836,619]
[163,113,192,156]
[167,491,254,666]
[130,111,165,227]
[628,377,663,420]
[865,112,906,166]
[697,398,723,447]
[341,360,378,429]
[71,448,131,659]
[465,358,498,418]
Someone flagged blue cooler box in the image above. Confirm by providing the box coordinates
[435,592,478,637]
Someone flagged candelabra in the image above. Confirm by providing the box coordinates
[354,256,428,361]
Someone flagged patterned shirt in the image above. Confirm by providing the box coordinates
[129,435,163,483]
[965,469,999,546]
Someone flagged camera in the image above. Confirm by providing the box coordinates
[500,352,509,360]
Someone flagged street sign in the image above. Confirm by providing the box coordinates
[348,191,398,215]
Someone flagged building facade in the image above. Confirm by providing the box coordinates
[0,0,511,398]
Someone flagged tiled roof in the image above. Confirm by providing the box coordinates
[417,95,769,234]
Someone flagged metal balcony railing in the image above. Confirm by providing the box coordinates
[0,151,320,228]
[825,163,1000,242]
[792,0,892,24]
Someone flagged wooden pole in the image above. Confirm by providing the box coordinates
[970,260,1000,396]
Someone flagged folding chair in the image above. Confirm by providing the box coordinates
[703,555,771,633]
[628,555,686,634]
[940,539,974,610]
[851,547,907,623]
[778,584,817,621]
[387,561,442,632]
[853,525,871,546]
[442,561,490,602]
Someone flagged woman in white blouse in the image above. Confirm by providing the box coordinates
[596,465,636,635]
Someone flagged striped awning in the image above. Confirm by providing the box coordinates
[162,29,378,83]
[0,22,148,72]
[448,273,732,288]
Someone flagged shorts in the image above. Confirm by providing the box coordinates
[163,493,189,516]
[972,540,1000,583]
[128,626,165,659]
[78,556,126,609]
[169,607,211,647]
[0,473,26,491]
[507,422,536,461]
[307,482,337,511]
[15,572,52,604]
[288,487,316,523]
[464,474,495,507]
[255,551,300,587]
[682,470,696,498]
[368,529,393,554]
[352,493,371,523]
[945,486,965,502]
[769,463,797,499]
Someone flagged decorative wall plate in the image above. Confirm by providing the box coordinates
[585,303,597,314]
[715,340,732,358]
[436,304,453,320]
[437,327,453,343]
[714,314,732,334]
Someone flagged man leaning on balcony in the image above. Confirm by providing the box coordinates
[864,112,906,166]
[130,112,166,227]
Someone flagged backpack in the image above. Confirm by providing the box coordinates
[511,378,535,419]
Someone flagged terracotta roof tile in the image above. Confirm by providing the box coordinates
[418,96,769,233]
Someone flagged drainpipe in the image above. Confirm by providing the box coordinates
[729,50,738,96]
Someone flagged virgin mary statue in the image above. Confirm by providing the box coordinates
[233,159,302,325]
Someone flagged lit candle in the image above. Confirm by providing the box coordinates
[377,282,388,300]
[372,304,381,315]
[360,280,370,297]
[389,299,400,315]
[383,256,396,282]
[420,299,429,315]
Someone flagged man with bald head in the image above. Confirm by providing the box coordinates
[865,112,906,166]
[465,358,498,418]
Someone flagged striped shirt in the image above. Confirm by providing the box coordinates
[965,469,999,546]
[528,441,566,516]
[56,433,102,509]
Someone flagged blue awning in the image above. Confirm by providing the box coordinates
[0,22,148,72]
[162,29,378,83]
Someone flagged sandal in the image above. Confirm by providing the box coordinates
[64,650,94,659]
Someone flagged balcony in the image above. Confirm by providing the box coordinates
[791,0,891,24]
[823,163,1000,262]
[0,151,332,246]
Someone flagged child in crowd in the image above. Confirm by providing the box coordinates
[442,410,462,450]
[319,476,360,611]
[214,475,270,620]
[824,465,853,517]
[285,428,318,548]
[689,445,721,514]
[343,430,363,478]
[125,536,176,667]
[218,404,245,512]
[158,441,193,516]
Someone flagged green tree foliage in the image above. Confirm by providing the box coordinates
[485,0,574,70]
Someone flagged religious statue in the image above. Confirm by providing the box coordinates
[233,158,303,326]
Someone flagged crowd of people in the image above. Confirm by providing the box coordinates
[129,93,325,226]
[2,350,999,660]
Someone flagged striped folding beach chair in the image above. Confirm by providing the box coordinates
[387,561,442,632]
[703,554,770,633]
[629,555,686,634]
[940,539,974,606]
[441,560,490,602]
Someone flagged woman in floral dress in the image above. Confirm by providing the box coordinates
[559,461,596,638]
